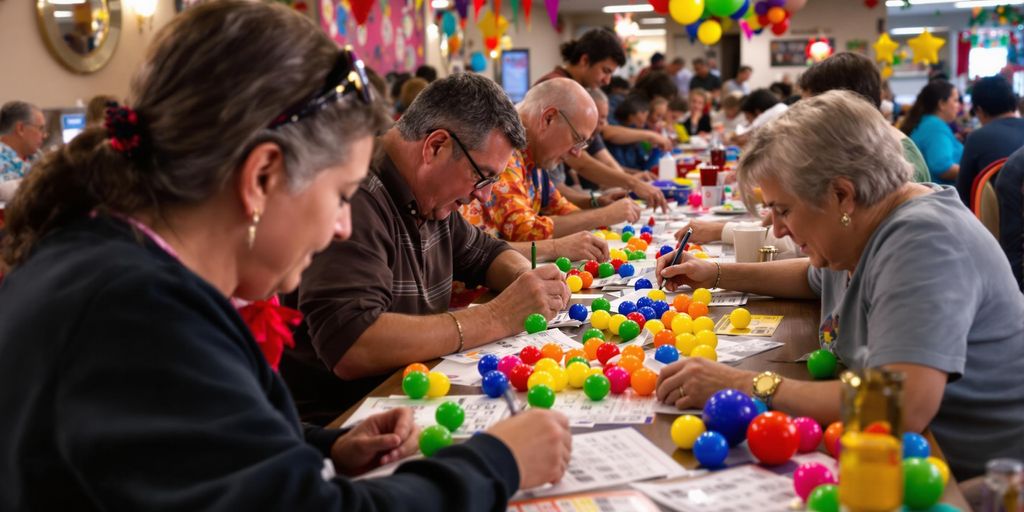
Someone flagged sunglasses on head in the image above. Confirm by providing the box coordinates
[268,46,372,130]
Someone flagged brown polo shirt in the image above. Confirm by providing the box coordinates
[281,153,513,423]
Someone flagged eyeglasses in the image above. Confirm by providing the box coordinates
[446,129,499,190]
[557,110,589,152]
[268,47,372,130]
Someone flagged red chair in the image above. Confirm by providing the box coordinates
[970,157,1006,239]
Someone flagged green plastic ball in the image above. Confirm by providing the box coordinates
[807,349,838,379]
[806,484,839,512]
[904,457,944,510]
[435,401,465,432]
[555,257,572,272]
[582,328,605,342]
[591,298,612,312]
[621,232,633,242]
[419,424,453,457]
[566,356,589,367]
[634,251,647,260]
[402,371,430,399]
[524,313,548,334]
[583,374,611,401]
[527,384,556,409]
[618,320,641,341]
[597,262,615,278]
[627,250,642,260]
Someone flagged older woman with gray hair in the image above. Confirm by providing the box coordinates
[654,90,1023,480]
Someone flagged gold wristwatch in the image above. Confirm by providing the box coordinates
[752,371,783,409]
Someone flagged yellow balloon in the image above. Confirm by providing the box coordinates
[880,65,893,80]
[697,20,722,46]
[477,10,509,39]
[669,0,705,26]
[873,33,899,64]
[908,30,945,65]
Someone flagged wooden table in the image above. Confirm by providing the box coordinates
[330,294,969,509]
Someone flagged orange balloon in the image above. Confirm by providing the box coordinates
[403,363,429,377]
[767,6,787,24]
[672,294,692,312]
[824,421,843,457]
[654,330,677,348]
[540,343,563,363]
[578,270,594,289]
[618,355,643,374]
[631,367,658,396]
[584,338,603,361]
[661,309,678,327]
[622,344,646,362]
[564,348,586,364]
[688,302,710,318]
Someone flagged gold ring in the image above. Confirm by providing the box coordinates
[678,386,685,398]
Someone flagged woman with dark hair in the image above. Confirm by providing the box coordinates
[901,80,962,184]
[0,2,570,510]
[733,88,788,145]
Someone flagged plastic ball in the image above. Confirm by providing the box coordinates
[566,275,583,293]
[659,245,674,257]
[582,328,605,342]
[807,349,837,379]
[693,431,729,468]
[519,345,542,365]
[497,355,522,376]
[692,288,712,304]
[583,260,599,276]
[644,319,665,335]
[609,258,624,271]
[620,231,634,243]
[655,345,680,364]
[864,421,892,435]
[567,303,588,322]
[671,415,707,449]
[695,330,718,349]
[622,225,635,234]
[609,248,628,261]
[702,389,759,447]
[654,330,677,348]
[527,384,556,409]
[583,374,611,400]
[566,361,590,388]
[628,250,644,260]
[555,256,572,272]
[690,345,718,361]
[509,363,534,392]
[806,484,839,512]
[590,310,611,330]
[793,463,837,501]
[477,354,500,377]
[793,417,823,453]
[546,366,568,392]
[903,432,931,459]
[823,422,843,457]
[403,363,429,378]
[583,338,603,361]
[688,302,710,319]
[591,297,611,312]
[675,333,699,355]
[617,354,643,374]
[748,412,799,465]
[652,300,671,317]
[904,457,944,510]
[609,314,628,335]
[540,344,564,363]
[481,370,510,398]
[631,367,658,396]
[625,312,646,330]
[672,294,692,312]
[692,316,715,333]
[617,300,637,316]
[427,371,451,398]
[527,370,554,390]
[567,269,581,277]
[635,297,654,309]
[637,306,658,321]
[604,365,631,394]
[524,313,547,334]
[402,371,430,399]
[622,345,645,361]
[435,401,465,431]
[535,357,560,374]
[634,278,653,290]
[927,456,950,486]
[640,233,653,245]
[751,396,768,414]
[596,342,621,365]
[647,289,667,301]
[618,263,635,277]
[566,356,589,368]
[729,307,752,329]
[640,225,653,235]
[597,262,615,278]
[671,314,693,334]
[419,424,453,457]
[578,270,594,289]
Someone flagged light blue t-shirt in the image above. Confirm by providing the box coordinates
[909,114,963,185]
[808,186,1024,479]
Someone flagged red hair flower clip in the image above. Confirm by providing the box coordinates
[104,106,145,159]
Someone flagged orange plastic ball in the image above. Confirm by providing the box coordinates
[540,343,564,363]
[403,363,429,377]
[672,294,692,312]
[654,330,677,348]
[687,301,710,319]
[564,348,586,364]
[578,270,594,289]
[621,344,646,362]
[661,309,678,327]
[584,338,603,361]
[824,421,843,457]
[617,355,643,374]
[630,367,658,396]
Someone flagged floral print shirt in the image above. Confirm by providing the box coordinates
[0,141,29,184]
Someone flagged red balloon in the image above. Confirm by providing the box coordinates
[509,363,534,392]
[747,411,799,465]
[757,14,770,27]
[648,0,670,13]
[485,36,499,51]
[771,17,789,35]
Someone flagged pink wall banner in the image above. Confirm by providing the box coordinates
[320,0,425,74]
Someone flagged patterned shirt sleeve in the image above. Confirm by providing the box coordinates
[544,174,579,217]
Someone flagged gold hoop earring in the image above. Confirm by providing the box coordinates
[247,211,261,250]
[840,212,851,227]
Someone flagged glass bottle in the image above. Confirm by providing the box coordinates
[981,458,1023,512]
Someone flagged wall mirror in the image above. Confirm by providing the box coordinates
[36,0,122,73]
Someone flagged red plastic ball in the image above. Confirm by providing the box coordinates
[823,421,843,457]
[567,269,581,277]
[596,342,620,365]
[519,345,542,365]
[747,411,799,465]
[639,232,653,243]
[610,258,624,271]
[604,365,631,394]
[626,312,647,329]
[509,363,534,392]
[583,260,600,276]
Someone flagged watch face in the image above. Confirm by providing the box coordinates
[755,378,773,394]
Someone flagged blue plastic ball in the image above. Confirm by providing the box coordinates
[638,306,658,321]
[634,278,653,290]
[902,432,931,459]
[658,245,674,257]
[651,300,670,317]
[702,389,759,447]
[640,226,653,235]
[636,297,655,309]
[618,300,637,316]
[477,354,500,377]
[751,396,768,414]
[568,303,589,322]
[693,431,730,468]
[618,263,635,277]
[655,345,680,364]
[481,370,510,398]
[622,225,635,234]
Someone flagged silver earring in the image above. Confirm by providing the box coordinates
[840,212,851,227]
[247,211,261,249]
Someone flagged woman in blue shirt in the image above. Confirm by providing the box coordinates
[901,80,963,184]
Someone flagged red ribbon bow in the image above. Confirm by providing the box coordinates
[237,297,303,371]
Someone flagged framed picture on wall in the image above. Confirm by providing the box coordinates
[770,38,836,67]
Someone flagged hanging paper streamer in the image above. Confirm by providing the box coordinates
[545,0,559,29]
[473,0,485,19]
[510,0,521,25]
[523,0,532,25]
[349,0,374,25]
[739,19,753,39]
[454,0,469,19]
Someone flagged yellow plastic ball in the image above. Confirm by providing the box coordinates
[927,456,950,486]
[693,251,709,259]
[426,371,451,398]
[590,310,611,330]
[692,288,712,305]
[609,314,628,335]
[604,231,620,241]
[566,362,590,388]
[690,345,717,361]
[695,330,718,349]
[546,366,568,392]
[670,415,706,449]
[647,289,667,301]
[535,358,560,374]
[730,307,752,329]
[675,333,699,356]
[644,319,665,334]
[587,367,605,377]
[693,316,716,334]
[566,275,583,293]
[671,314,693,335]
[610,249,628,261]
[527,371,554,390]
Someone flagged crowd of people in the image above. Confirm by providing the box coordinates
[0,2,1021,509]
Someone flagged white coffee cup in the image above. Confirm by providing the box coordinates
[733,226,768,263]
[701,186,723,207]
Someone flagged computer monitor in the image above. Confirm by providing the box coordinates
[61,113,86,144]
[500,49,530,103]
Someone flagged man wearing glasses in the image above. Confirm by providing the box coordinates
[0,101,46,201]
[460,78,641,243]
[282,74,571,423]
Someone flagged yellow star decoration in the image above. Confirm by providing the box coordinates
[908,30,945,65]
[873,33,899,64]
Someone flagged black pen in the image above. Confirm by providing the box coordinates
[660,227,693,290]
[502,386,521,416]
